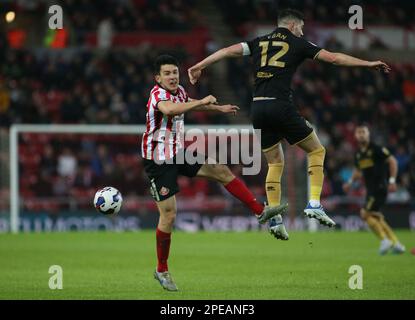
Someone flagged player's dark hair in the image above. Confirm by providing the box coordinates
[278,8,304,24]
[356,122,370,130]
[154,54,179,75]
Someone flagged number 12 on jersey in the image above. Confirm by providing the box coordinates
[259,41,289,68]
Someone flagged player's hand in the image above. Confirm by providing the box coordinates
[188,66,202,85]
[342,182,351,193]
[201,95,217,105]
[216,104,240,115]
[388,182,397,193]
[369,61,391,73]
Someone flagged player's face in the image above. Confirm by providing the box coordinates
[156,64,179,93]
[355,127,370,144]
[292,20,304,37]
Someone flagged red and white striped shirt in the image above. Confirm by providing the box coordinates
[141,84,188,161]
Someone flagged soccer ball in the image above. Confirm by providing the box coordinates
[94,187,123,215]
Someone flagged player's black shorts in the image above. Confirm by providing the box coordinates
[142,150,205,202]
[251,99,314,150]
[364,188,387,212]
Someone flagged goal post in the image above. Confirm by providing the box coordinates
[9,124,260,233]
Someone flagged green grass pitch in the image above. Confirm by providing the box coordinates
[0,230,414,299]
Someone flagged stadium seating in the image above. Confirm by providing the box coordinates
[62,0,201,33]
[215,0,415,36]
[0,47,227,127]
[0,1,414,212]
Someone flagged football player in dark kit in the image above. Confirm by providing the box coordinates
[188,9,390,239]
[343,124,405,255]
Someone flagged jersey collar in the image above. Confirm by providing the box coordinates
[155,83,179,96]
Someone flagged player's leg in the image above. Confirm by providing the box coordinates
[177,155,265,217]
[156,195,176,268]
[361,208,387,239]
[281,105,335,227]
[361,209,393,255]
[378,216,405,254]
[251,100,290,238]
[362,195,392,254]
[296,131,325,206]
[263,142,284,208]
[153,196,179,291]
[252,100,285,210]
[195,162,287,223]
[377,191,405,253]
[263,143,289,240]
[365,193,405,254]
[143,159,179,291]
[295,131,335,227]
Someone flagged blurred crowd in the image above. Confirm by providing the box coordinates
[216,0,415,36]
[15,133,229,211]
[0,47,223,127]
[6,0,200,32]
[61,0,200,32]
[1,0,414,211]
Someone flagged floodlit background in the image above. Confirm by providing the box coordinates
[0,0,414,232]
[0,0,414,301]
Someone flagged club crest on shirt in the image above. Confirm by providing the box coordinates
[159,187,170,196]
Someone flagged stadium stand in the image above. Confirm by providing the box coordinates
[215,0,415,36]
[0,0,414,213]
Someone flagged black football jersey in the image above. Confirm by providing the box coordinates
[246,27,322,101]
[354,143,391,190]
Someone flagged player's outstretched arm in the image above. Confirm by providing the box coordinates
[386,155,398,192]
[188,44,244,84]
[157,95,217,116]
[316,49,391,73]
[193,103,240,115]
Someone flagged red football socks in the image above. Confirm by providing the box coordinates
[156,228,171,273]
[224,177,264,216]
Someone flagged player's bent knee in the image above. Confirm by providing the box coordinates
[308,146,326,156]
[371,211,384,220]
[308,147,325,165]
[162,206,176,215]
[267,155,284,165]
[165,214,176,226]
[360,209,369,220]
[160,209,176,226]
[267,159,284,167]
[264,144,284,164]
[212,164,234,184]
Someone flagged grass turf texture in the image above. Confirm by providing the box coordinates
[0,231,414,300]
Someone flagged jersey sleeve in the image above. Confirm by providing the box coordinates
[375,145,391,162]
[242,37,259,56]
[153,89,171,110]
[298,38,323,60]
